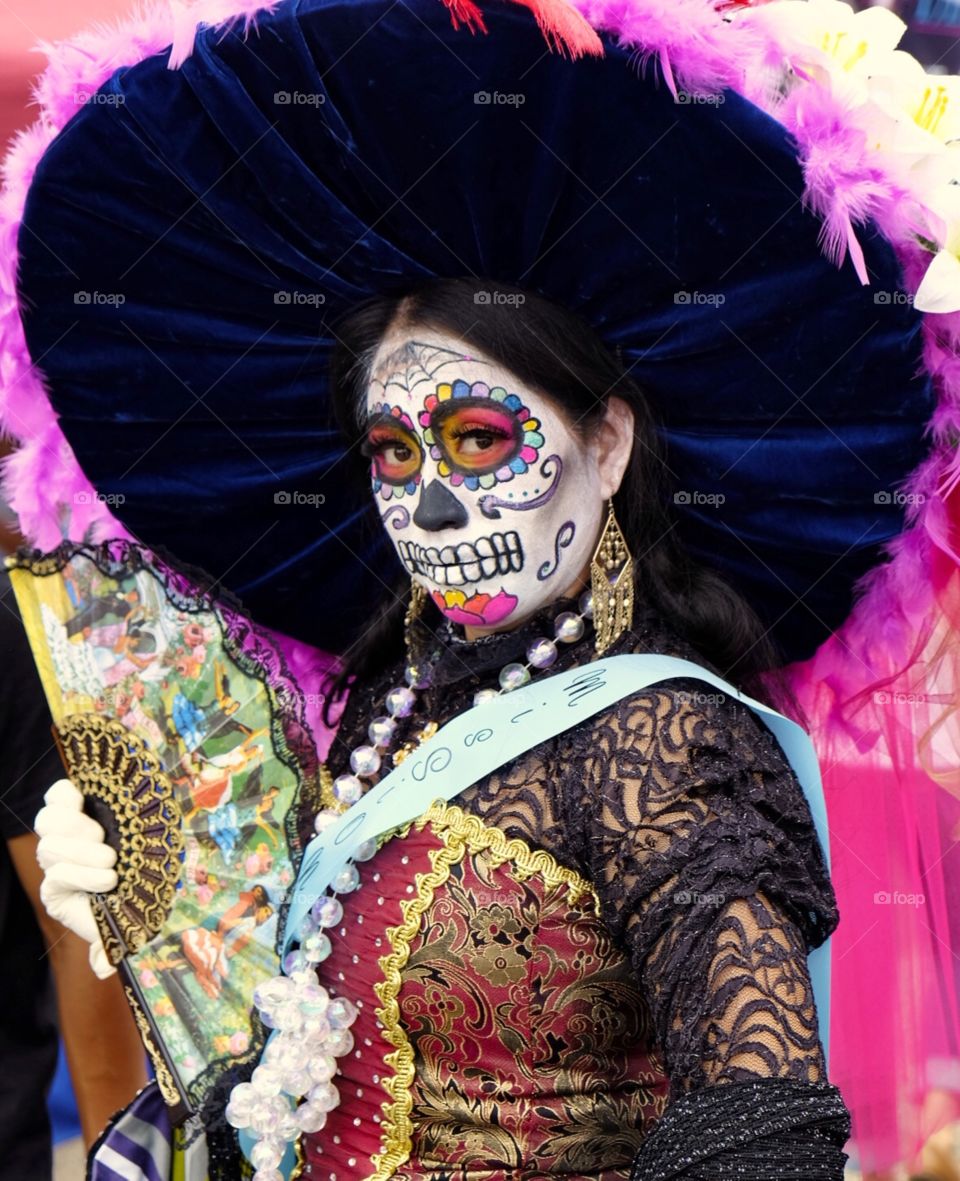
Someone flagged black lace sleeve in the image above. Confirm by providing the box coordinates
[561,680,851,1177]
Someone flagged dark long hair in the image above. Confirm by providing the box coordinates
[324,276,798,718]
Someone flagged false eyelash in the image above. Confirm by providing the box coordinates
[446,422,512,440]
[360,435,415,458]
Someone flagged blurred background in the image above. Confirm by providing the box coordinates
[1,0,959,1179]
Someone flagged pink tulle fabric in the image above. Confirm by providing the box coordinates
[1,0,958,1170]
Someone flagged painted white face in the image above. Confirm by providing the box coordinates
[362,333,606,632]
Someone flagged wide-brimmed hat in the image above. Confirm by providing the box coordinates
[2,0,947,664]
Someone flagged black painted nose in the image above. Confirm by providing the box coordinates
[413,480,468,531]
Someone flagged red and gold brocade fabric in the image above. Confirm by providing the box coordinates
[301,802,670,1181]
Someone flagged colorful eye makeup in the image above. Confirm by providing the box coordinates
[362,404,423,500]
[419,380,544,490]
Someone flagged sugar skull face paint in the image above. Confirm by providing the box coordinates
[364,335,607,632]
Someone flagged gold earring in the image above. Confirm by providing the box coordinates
[590,500,634,655]
[404,579,428,666]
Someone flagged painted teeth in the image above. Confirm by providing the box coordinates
[397,531,524,585]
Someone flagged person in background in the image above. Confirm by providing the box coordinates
[0,562,148,1175]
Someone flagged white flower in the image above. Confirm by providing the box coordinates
[913,183,960,314]
[751,0,907,91]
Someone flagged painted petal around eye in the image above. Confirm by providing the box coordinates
[490,387,507,402]
[504,394,523,410]
[519,446,538,463]
[524,431,544,447]
[485,472,503,487]
[509,456,528,474]
[522,418,539,430]
[452,379,470,397]
[437,383,453,401]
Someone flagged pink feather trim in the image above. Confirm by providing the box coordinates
[168,1,283,69]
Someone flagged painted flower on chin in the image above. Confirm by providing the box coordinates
[431,588,518,626]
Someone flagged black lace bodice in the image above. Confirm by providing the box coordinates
[316,598,851,1178]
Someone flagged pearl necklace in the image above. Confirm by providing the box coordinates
[227,592,594,1179]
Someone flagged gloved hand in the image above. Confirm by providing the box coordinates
[35,778,118,979]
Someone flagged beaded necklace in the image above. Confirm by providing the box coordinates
[227,592,595,1179]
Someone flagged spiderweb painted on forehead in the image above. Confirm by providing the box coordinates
[367,340,480,399]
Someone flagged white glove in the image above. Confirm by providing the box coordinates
[35,778,118,979]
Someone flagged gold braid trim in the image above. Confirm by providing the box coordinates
[123,985,182,1109]
[366,800,599,1181]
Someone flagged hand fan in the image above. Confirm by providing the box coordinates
[6,540,322,1125]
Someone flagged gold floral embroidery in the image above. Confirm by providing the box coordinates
[318,762,341,812]
[367,800,599,1181]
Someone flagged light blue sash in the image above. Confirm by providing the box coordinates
[285,652,832,1061]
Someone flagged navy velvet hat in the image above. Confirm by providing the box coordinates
[14,0,933,660]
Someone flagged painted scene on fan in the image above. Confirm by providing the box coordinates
[13,552,301,1097]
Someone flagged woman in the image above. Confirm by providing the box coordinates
[36,277,850,1180]
[11,0,956,1174]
